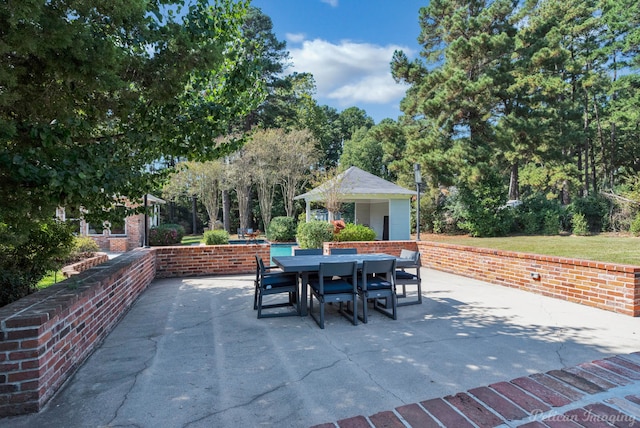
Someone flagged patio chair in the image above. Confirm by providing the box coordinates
[293,248,322,282]
[308,261,358,329]
[254,255,300,318]
[329,248,357,255]
[396,249,422,306]
[294,248,323,256]
[356,258,397,323]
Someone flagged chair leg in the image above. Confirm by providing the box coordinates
[319,298,325,329]
[253,281,259,310]
[361,294,369,323]
[257,292,263,318]
[352,294,358,325]
[391,294,397,320]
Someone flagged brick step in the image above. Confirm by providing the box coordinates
[313,352,640,428]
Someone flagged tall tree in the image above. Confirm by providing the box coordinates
[276,129,319,217]
[339,127,385,177]
[391,0,518,219]
[163,161,224,229]
[0,0,264,302]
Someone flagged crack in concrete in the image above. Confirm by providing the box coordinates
[182,358,345,427]
[105,336,159,427]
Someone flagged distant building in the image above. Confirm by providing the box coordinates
[57,195,165,252]
[295,166,416,240]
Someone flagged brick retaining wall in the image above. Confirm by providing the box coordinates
[154,244,269,278]
[417,241,640,317]
[61,253,109,278]
[325,240,418,256]
[0,250,156,416]
[1,241,639,418]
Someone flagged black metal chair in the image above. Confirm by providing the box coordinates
[329,248,357,255]
[294,248,323,256]
[308,261,358,329]
[396,249,422,306]
[293,248,322,284]
[254,255,300,318]
[357,258,397,323]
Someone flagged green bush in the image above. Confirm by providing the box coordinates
[1,220,74,307]
[296,221,333,249]
[267,216,297,242]
[63,236,101,264]
[452,174,513,237]
[149,223,185,246]
[334,223,376,241]
[203,230,229,245]
[630,213,640,236]
[542,212,560,235]
[571,213,590,236]
[570,195,610,233]
[512,194,563,235]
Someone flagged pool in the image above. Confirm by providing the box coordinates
[229,239,267,245]
[270,243,295,264]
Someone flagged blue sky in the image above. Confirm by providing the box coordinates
[249,0,427,123]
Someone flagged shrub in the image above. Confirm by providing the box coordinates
[203,229,229,245]
[630,213,640,236]
[0,220,74,307]
[570,195,610,233]
[267,216,297,242]
[542,212,560,235]
[73,236,100,253]
[63,236,101,264]
[334,223,376,241]
[571,213,590,236]
[296,221,333,249]
[512,194,562,235]
[149,223,185,246]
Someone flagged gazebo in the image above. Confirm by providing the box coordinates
[295,166,416,240]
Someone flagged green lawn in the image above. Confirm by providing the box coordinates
[421,233,640,265]
[181,234,203,245]
[37,270,64,289]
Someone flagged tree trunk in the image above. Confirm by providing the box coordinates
[583,88,590,196]
[222,190,230,233]
[192,195,197,235]
[508,163,519,201]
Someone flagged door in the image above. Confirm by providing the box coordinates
[383,216,389,240]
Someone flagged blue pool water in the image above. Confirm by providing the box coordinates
[270,243,295,263]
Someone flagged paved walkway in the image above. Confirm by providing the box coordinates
[0,268,638,427]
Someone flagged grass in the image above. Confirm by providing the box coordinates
[181,234,203,245]
[420,233,640,265]
[37,270,64,289]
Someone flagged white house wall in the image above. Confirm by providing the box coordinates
[389,199,411,240]
[370,201,388,240]
[354,202,371,227]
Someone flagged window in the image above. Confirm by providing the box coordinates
[87,205,126,236]
[109,205,127,235]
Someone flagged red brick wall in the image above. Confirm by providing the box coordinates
[325,240,418,256]
[0,250,156,416]
[61,253,109,278]
[417,241,640,317]
[154,244,269,278]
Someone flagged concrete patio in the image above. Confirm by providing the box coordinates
[1,268,638,427]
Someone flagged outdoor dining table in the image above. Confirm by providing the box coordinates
[272,253,398,316]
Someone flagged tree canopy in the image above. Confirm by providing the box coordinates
[0,0,265,304]
[0,0,264,232]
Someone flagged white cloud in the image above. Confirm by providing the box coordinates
[288,38,412,107]
[320,0,338,7]
[285,33,306,44]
